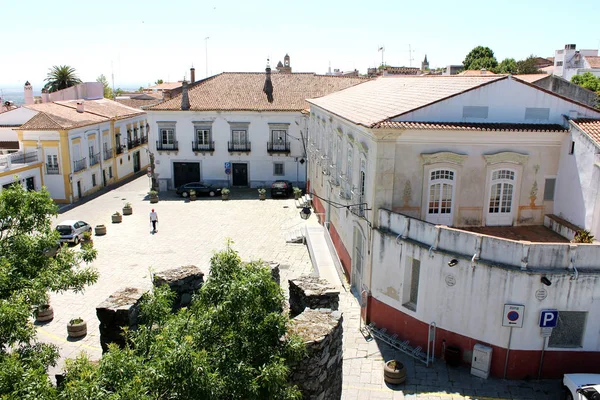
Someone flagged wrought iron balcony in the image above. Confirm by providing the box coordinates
[9,151,38,164]
[73,157,87,173]
[127,137,141,150]
[46,164,60,175]
[116,146,123,155]
[192,140,215,152]
[267,141,291,153]
[140,136,148,144]
[89,152,100,166]
[103,147,113,160]
[156,140,178,151]
[228,141,251,152]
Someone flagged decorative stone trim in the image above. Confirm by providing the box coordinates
[421,151,468,166]
[357,141,369,155]
[483,151,529,165]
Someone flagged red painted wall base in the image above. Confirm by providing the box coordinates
[368,296,600,379]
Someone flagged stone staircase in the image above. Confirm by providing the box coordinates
[285,227,306,244]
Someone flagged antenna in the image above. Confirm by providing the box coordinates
[408,45,415,67]
[111,61,115,100]
[378,45,385,67]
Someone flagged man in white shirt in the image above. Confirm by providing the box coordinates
[149,209,158,233]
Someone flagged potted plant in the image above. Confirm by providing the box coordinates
[122,202,133,215]
[35,303,54,323]
[95,224,107,236]
[112,211,122,223]
[221,188,230,201]
[149,190,159,204]
[81,231,93,247]
[189,189,197,201]
[67,317,87,338]
[258,188,266,200]
[573,229,595,243]
[384,360,407,385]
[293,187,302,200]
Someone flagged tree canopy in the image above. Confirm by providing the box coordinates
[572,72,600,93]
[43,66,82,93]
[496,58,517,74]
[463,46,498,71]
[96,74,113,99]
[0,182,97,398]
[154,79,164,85]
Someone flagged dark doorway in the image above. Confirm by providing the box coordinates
[173,162,200,188]
[133,151,141,173]
[76,181,82,199]
[25,177,35,191]
[232,163,248,186]
[102,169,107,187]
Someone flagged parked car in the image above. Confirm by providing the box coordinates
[564,374,600,400]
[270,180,293,198]
[176,182,222,198]
[55,220,91,245]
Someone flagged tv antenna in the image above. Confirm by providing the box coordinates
[408,44,416,67]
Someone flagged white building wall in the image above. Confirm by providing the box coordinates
[147,111,307,189]
[395,78,600,123]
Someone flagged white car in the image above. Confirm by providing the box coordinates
[55,220,91,245]
[564,374,600,400]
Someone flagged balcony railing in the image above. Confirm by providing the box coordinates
[127,137,141,150]
[46,164,60,175]
[89,152,100,166]
[116,146,123,155]
[73,157,86,173]
[103,147,113,160]
[192,141,215,152]
[9,151,38,164]
[156,140,178,151]
[267,141,291,153]
[228,141,251,152]
[140,136,148,144]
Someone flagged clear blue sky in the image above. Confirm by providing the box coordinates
[1,0,599,90]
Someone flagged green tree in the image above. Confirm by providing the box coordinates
[571,72,600,92]
[154,79,164,85]
[114,88,123,97]
[60,242,304,399]
[43,65,82,93]
[0,182,98,398]
[516,55,541,74]
[496,58,517,74]
[463,46,498,71]
[96,74,113,99]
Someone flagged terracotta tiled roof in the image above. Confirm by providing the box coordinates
[372,121,567,132]
[514,74,549,83]
[457,70,497,76]
[145,82,183,91]
[571,119,600,145]
[308,75,506,127]
[383,67,421,75]
[115,98,162,110]
[585,56,600,69]
[20,99,144,130]
[148,73,368,112]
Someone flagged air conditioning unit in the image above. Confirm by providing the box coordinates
[470,344,492,379]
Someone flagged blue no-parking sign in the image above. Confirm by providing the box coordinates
[224,162,231,169]
[539,310,559,328]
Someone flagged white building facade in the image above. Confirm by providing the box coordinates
[553,44,600,81]
[306,75,600,379]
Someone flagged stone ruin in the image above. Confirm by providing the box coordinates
[288,275,340,317]
[96,287,144,353]
[288,308,344,400]
[153,265,204,310]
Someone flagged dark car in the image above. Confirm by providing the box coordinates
[176,182,222,198]
[270,180,293,198]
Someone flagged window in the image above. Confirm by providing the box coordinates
[161,129,175,144]
[489,170,515,214]
[428,170,454,215]
[569,141,575,155]
[271,129,287,143]
[108,166,113,178]
[346,145,353,184]
[525,108,550,120]
[92,173,97,187]
[196,128,211,145]
[462,106,489,119]
[544,178,556,201]
[556,61,563,66]
[47,155,58,167]
[89,145,94,158]
[403,258,420,311]
[232,129,247,144]
[548,311,587,348]
[273,162,284,176]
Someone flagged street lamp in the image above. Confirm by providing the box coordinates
[300,207,311,220]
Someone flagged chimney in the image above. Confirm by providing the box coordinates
[263,61,274,103]
[190,67,196,84]
[76,101,84,113]
[481,68,487,75]
[181,80,190,110]
[41,89,49,103]
[24,81,34,105]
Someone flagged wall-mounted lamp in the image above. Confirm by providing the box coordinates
[300,207,311,220]
[448,259,458,267]
[541,276,552,286]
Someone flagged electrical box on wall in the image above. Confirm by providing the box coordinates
[471,344,493,379]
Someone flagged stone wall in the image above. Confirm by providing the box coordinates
[288,275,339,317]
[153,265,204,310]
[96,287,145,353]
[288,309,343,400]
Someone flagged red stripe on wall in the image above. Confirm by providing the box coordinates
[368,296,600,379]
[329,223,352,280]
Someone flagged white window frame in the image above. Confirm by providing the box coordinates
[486,168,517,226]
[161,129,175,145]
[196,128,211,145]
[426,168,456,225]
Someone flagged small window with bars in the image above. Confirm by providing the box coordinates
[273,162,284,176]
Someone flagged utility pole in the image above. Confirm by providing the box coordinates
[205,37,210,78]
[378,46,385,67]
[408,44,415,67]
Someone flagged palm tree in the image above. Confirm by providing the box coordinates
[43,65,82,92]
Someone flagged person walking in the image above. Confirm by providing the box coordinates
[149,208,158,233]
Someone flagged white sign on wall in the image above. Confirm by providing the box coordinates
[502,304,525,328]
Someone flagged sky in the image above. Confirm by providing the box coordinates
[1,0,599,91]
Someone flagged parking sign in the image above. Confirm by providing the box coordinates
[539,310,558,328]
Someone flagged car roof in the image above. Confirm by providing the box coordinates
[57,220,79,225]
[565,374,600,388]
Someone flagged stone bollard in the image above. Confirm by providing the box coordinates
[288,275,339,317]
[153,265,204,310]
[288,308,344,400]
[268,261,280,286]
[96,287,145,353]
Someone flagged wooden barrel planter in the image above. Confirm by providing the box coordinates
[112,213,122,223]
[67,319,87,338]
[122,206,133,215]
[95,224,107,236]
[36,305,54,322]
[384,360,407,385]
